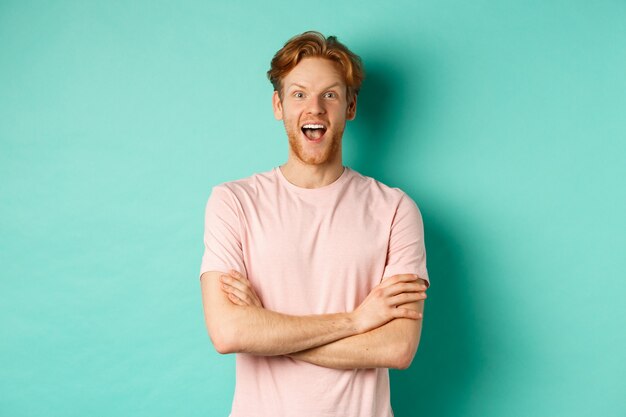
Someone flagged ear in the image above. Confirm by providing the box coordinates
[346,94,357,120]
[272,91,283,120]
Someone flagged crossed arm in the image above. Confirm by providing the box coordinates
[286,295,426,370]
[200,269,427,369]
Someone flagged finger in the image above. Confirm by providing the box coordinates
[392,308,423,320]
[227,292,245,305]
[229,269,246,279]
[222,283,254,306]
[388,292,427,306]
[381,274,420,287]
[221,274,261,307]
[249,294,262,308]
[220,282,236,295]
[221,274,251,293]
[228,287,260,308]
[384,282,427,297]
[383,281,426,297]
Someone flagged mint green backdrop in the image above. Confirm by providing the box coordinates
[1,1,624,416]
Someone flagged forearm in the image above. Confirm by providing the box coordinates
[205,271,426,359]
[288,300,424,369]
[202,271,362,356]
[216,304,360,356]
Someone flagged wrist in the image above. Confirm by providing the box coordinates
[346,310,364,334]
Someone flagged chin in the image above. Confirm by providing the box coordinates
[292,148,333,165]
[288,135,340,166]
[287,124,342,161]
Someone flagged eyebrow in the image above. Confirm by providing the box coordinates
[287,82,343,91]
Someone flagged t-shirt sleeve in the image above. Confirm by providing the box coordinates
[198,185,247,280]
[381,193,430,287]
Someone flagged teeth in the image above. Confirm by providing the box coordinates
[302,124,325,129]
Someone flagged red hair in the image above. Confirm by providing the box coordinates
[267,31,364,99]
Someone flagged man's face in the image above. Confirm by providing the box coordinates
[272,57,357,166]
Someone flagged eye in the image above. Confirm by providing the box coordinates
[324,91,337,99]
[293,91,305,98]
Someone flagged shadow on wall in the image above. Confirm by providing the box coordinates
[351,58,484,417]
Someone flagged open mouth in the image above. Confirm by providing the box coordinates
[301,123,327,141]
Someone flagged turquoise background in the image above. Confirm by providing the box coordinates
[1,1,624,416]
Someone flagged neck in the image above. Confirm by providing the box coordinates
[280,157,345,189]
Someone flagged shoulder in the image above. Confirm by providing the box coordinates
[346,167,416,207]
[209,168,277,201]
[202,169,276,219]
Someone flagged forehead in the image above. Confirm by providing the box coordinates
[283,57,346,90]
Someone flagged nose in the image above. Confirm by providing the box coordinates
[306,95,325,115]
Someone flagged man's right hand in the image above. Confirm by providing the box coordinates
[351,274,427,333]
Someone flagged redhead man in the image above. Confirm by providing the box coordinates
[199,31,429,417]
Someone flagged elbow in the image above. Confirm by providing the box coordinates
[394,353,414,370]
[391,340,419,370]
[393,352,413,370]
[212,336,236,355]
[208,325,240,355]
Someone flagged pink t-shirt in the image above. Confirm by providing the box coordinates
[200,166,429,417]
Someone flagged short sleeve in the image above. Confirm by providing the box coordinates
[381,193,430,287]
[198,185,247,280]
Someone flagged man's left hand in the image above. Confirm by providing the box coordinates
[219,270,264,308]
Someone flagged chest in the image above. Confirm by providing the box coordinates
[240,195,391,313]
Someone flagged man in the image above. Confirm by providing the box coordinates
[199,31,429,417]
